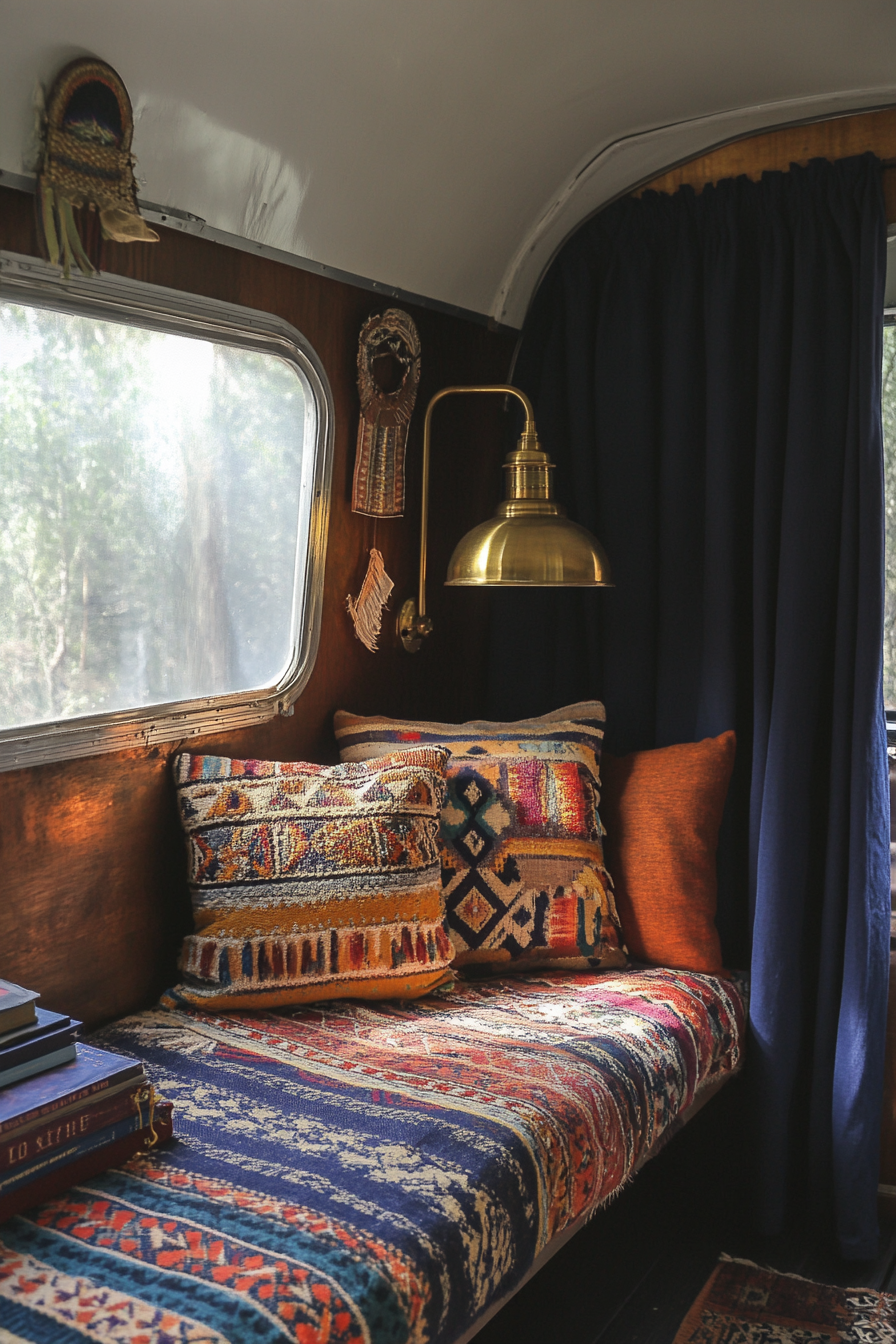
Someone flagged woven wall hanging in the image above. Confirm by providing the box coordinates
[37,57,159,278]
[346,549,395,652]
[352,309,421,517]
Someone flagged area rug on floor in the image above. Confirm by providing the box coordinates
[675,1256,896,1344]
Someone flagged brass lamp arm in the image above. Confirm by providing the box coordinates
[398,385,536,651]
[418,385,535,618]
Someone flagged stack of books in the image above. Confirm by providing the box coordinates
[0,980,78,1089]
[0,979,172,1222]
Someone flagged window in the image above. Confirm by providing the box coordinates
[0,253,333,769]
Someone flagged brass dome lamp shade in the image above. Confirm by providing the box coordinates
[398,384,612,652]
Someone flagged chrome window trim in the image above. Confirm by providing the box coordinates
[0,251,334,772]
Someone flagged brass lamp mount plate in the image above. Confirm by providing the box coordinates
[398,598,432,653]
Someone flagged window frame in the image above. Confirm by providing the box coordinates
[0,250,334,772]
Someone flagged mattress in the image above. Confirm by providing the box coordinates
[0,967,744,1344]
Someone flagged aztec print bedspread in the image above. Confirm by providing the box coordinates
[0,968,744,1344]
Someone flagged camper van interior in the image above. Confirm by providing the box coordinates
[1,5,896,1342]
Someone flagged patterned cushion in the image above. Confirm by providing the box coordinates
[168,747,454,1008]
[334,704,627,973]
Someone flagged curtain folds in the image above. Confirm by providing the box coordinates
[489,155,890,1256]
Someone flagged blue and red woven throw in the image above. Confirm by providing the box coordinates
[0,967,744,1344]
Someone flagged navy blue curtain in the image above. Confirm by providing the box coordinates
[488,155,890,1257]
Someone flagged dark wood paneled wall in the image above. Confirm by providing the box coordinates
[0,187,514,1026]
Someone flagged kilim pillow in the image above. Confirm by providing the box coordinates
[166,747,455,1009]
[334,704,627,974]
[600,732,736,975]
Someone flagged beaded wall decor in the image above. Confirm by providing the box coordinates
[352,309,421,517]
[36,57,159,278]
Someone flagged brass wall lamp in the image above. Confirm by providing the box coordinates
[398,384,612,652]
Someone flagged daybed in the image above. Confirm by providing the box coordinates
[0,965,743,1344]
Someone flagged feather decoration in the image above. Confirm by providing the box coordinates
[346,549,394,652]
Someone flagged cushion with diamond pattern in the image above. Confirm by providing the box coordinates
[334,704,627,973]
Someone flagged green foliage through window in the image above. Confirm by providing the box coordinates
[0,301,311,730]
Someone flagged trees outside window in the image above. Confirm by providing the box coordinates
[0,289,327,757]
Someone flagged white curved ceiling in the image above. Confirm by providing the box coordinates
[1,0,895,328]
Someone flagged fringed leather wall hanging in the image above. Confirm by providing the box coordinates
[346,549,395,652]
[352,309,421,517]
[37,58,159,278]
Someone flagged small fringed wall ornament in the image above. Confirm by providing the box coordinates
[36,58,159,279]
[346,549,395,652]
[352,309,421,517]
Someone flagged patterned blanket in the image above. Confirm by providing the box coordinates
[0,968,744,1344]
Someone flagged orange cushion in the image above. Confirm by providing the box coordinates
[600,731,736,975]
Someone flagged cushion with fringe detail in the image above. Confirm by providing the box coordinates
[167,746,454,1008]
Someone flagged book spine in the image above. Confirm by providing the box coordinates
[0,1084,150,1173]
[0,1109,174,1224]
[0,1043,78,1090]
[0,1067,146,1138]
[0,1106,172,1197]
[0,1027,77,1071]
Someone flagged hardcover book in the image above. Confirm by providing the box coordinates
[0,1080,150,1172]
[0,1043,144,1135]
[0,980,39,1034]
[0,1107,168,1197]
[0,1103,174,1224]
[0,1014,79,1071]
[0,1071,145,1144]
[0,1042,78,1090]
[0,1007,72,1049]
